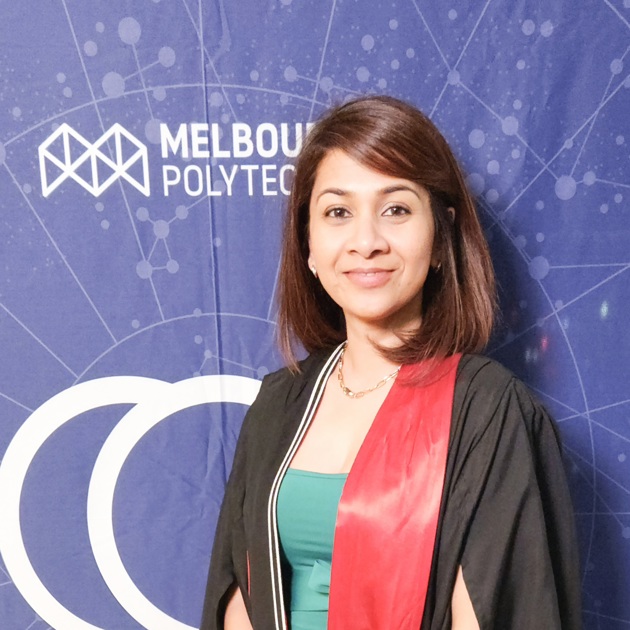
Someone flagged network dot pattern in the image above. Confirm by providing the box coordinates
[0,1,628,628]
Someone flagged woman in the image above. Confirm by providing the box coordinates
[200,96,582,629]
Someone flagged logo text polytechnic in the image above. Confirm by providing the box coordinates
[38,123,150,197]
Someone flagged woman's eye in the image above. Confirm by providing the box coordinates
[325,206,350,218]
[383,205,410,217]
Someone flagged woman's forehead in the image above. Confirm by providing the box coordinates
[310,150,428,200]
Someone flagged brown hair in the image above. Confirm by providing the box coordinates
[277,95,495,367]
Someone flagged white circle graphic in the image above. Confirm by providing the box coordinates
[87,375,260,629]
[0,374,260,629]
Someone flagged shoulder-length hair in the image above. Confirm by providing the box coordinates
[277,95,495,368]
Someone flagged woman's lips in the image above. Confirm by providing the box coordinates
[344,268,393,288]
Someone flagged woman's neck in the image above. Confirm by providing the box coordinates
[341,324,402,390]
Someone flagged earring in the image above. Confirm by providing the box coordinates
[433,262,442,272]
[310,266,318,278]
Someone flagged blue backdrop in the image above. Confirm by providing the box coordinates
[0,1,628,628]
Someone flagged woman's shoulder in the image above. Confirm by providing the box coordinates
[453,353,557,441]
[456,354,540,403]
[456,353,516,390]
[242,348,336,425]
[258,348,334,391]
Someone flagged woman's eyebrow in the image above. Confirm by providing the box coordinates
[315,187,347,201]
[380,185,423,200]
[315,184,422,202]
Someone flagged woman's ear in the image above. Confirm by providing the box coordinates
[307,256,317,278]
[447,207,455,223]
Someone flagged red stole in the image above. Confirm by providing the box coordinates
[328,354,460,629]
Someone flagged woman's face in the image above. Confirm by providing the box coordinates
[308,150,436,335]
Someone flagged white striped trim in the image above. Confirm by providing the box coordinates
[266,344,345,630]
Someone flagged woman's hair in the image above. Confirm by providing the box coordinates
[277,95,495,367]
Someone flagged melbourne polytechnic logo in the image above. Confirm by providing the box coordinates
[38,120,309,199]
[38,123,150,197]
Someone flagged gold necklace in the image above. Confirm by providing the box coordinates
[337,343,401,399]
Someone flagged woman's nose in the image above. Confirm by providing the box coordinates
[347,213,388,257]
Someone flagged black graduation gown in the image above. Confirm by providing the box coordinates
[200,351,582,630]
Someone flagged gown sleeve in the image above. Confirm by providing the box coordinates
[199,381,259,630]
[426,357,582,630]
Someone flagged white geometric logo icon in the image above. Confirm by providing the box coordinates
[38,123,150,197]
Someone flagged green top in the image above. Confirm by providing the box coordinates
[277,468,348,630]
